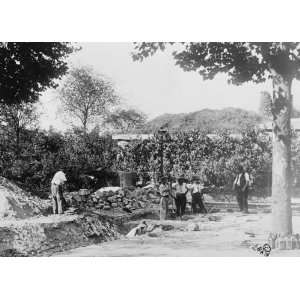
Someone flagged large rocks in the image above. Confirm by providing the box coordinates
[186,222,200,231]
[65,186,159,213]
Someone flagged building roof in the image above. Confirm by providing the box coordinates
[112,134,154,141]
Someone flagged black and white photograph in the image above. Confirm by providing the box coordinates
[1,41,300,257]
[4,2,300,300]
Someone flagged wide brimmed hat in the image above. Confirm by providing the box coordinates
[177,175,185,180]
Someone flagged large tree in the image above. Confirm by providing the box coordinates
[59,66,119,132]
[133,42,300,236]
[0,42,75,105]
[0,102,39,157]
[0,42,74,162]
[104,108,147,133]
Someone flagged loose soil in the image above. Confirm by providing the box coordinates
[56,209,300,257]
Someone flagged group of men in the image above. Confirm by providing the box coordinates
[49,165,251,217]
[159,175,208,220]
[158,165,251,220]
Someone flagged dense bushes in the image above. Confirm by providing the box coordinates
[113,130,273,196]
[0,127,116,197]
[1,125,300,199]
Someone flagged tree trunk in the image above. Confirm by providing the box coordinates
[16,127,20,159]
[271,72,293,236]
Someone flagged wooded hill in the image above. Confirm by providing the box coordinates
[144,107,263,133]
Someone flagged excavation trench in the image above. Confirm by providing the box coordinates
[0,208,160,256]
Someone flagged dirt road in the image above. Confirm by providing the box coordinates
[56,211,300,257]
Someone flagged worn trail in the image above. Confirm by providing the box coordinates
[57,211,300,257]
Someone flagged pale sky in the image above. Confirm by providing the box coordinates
[39,43,300,131]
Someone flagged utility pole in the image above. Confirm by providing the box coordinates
[157,127,168,179]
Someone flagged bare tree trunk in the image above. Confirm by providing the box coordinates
[271,72,293,236]
[16,127,20,159]
[83,121,87,134]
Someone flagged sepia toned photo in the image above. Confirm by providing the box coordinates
[1,42,300,257]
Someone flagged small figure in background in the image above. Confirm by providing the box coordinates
[233,165,250,213]
[136,175,144,188]
[190,175,207,214]
[51,171,67,215]
[159,176,171,220]
[172,175,188,219]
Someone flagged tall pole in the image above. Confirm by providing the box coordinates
[160,137,164,178]
[158,127,167,180]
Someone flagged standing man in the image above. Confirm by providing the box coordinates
[51,171,67,215]
[190,176,207,214]
[159,177,171,220]
[172,175,188,219]
[233,165,250,213]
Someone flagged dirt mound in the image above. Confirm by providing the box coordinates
[0,177,50,219]
[0,213,120,256]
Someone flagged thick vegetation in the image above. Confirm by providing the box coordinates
[114,129,273,196]
[0,127,116,197]
[1,125,300,199]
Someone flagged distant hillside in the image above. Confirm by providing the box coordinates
[144,108,263,133]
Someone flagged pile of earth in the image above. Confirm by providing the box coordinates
[0,213,120,256]
[65,186,159,213]
[0,177,51,219]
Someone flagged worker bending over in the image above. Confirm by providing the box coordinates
[51,171,67,215]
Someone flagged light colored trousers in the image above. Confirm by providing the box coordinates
[51,183,64,214]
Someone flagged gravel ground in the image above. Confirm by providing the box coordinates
[56,209,300,257]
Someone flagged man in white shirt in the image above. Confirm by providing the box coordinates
[190,176,207,214]
[172,176,188,219]
[51,171,67,214]
[233,165,250,213]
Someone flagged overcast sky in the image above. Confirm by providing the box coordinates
[39,43,300,131]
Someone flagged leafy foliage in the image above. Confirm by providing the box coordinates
[259,91,273,119]
[113,129,273,195]
[0,42,75,105]
[2,125,300,198]
[133,42,300,83]
[0,102,39,155]
[259,90,300,119]
[0,127,116,197]
[59,66,119,132]
[104,108,147,133]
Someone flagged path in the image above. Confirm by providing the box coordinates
[56,210,300,257]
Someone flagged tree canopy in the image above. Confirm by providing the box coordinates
[133,43,300,83]
[59,66,120,132]
[104,108,147,132]
[0,42,75,105]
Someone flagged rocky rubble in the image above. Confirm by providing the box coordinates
[0,177,51,219]
[0,213,119,256]
[65,186,159,213]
